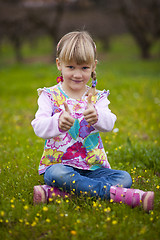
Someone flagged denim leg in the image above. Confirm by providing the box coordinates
[44,164,111,199]
[81,168,132,188]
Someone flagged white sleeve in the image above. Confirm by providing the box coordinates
[93,96,117,132]
[31,91,63,139]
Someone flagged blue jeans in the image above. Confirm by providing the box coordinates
[44,164,132,200]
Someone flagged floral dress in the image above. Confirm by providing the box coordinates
[31,83,117,174]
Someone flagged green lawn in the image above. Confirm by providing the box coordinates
[0,35,160,240]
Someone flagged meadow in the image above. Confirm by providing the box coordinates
[0,35,160,240]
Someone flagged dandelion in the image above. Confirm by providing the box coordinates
[11,204,15,208]
[31,221,37,227]
[156,185,160,189]
[106,217,111,222]
[46,218,51,223]
[112,220,118,225]
[0,211,5,217]
[24,205,29,210]
[19,219,23,223]
[56,199,61,204]
[70,230,77,236]
[104,207,111,213]
[42,206,48,212]
[110,199,114,203]
[72,180,75,184]
[139,226,146,235]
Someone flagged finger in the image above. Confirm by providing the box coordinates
[87,93,92,107]
[64,102,71,114]
[61,117,74,126]
[83,108,95,116]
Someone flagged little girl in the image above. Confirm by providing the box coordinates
[31,31,154,212]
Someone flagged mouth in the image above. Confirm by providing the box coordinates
[71,80,83,83]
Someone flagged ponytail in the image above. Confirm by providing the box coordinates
[87,71,97,96]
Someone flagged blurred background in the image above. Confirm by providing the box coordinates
[0,0,160,64]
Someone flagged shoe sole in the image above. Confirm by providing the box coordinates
[142,191,154,212]
[33,186,47,204]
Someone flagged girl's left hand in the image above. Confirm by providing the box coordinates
[83,93,98,125]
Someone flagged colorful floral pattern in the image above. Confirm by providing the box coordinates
[40,149,63,166]
[62,142,87,160]
[79,119,95,138]
[38,84,111,174]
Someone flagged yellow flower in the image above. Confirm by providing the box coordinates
[31,221,36,227]
[42,206,48,211]
[156,185,160,189]
[0,211,5,217]
[24,205,29,210]
[11,204,15,208]
[70,230,77,236]
[46,218,51,223]
[104,207,111,213]
[112,220,117,225]
[139,226,146,234]
[72,180,75,184]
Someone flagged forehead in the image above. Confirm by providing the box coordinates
[61,60,94,67]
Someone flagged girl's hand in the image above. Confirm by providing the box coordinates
[59,102,75,131]
[83,93,98,125]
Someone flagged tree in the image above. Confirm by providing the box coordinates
[119,0,160,58]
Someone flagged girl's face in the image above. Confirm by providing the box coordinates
[56,59,97,97]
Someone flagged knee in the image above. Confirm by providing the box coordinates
[122,171,132,188]
[44,164,73,185]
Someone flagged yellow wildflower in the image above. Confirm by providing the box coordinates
[42,206,48,211]
[70,230,77,236]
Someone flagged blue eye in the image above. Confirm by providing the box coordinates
[83,66,89,70]
[67,66,74,69]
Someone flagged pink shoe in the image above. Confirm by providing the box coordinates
[110,186,154,212]
[142,191,154,212]
[33,185,69,204]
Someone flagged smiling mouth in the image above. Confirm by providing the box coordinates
[72,80,83,83]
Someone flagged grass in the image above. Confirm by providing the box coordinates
[0,34,160,240]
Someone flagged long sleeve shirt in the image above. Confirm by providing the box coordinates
[31,83,117,174]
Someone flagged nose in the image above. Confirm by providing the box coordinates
[73,69,82,78]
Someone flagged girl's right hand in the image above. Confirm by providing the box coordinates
[59,102,75,131]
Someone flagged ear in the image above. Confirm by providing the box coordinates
[92,60,97,72]
[56,58,62,71]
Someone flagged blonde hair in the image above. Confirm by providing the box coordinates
[57,31,97,95]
